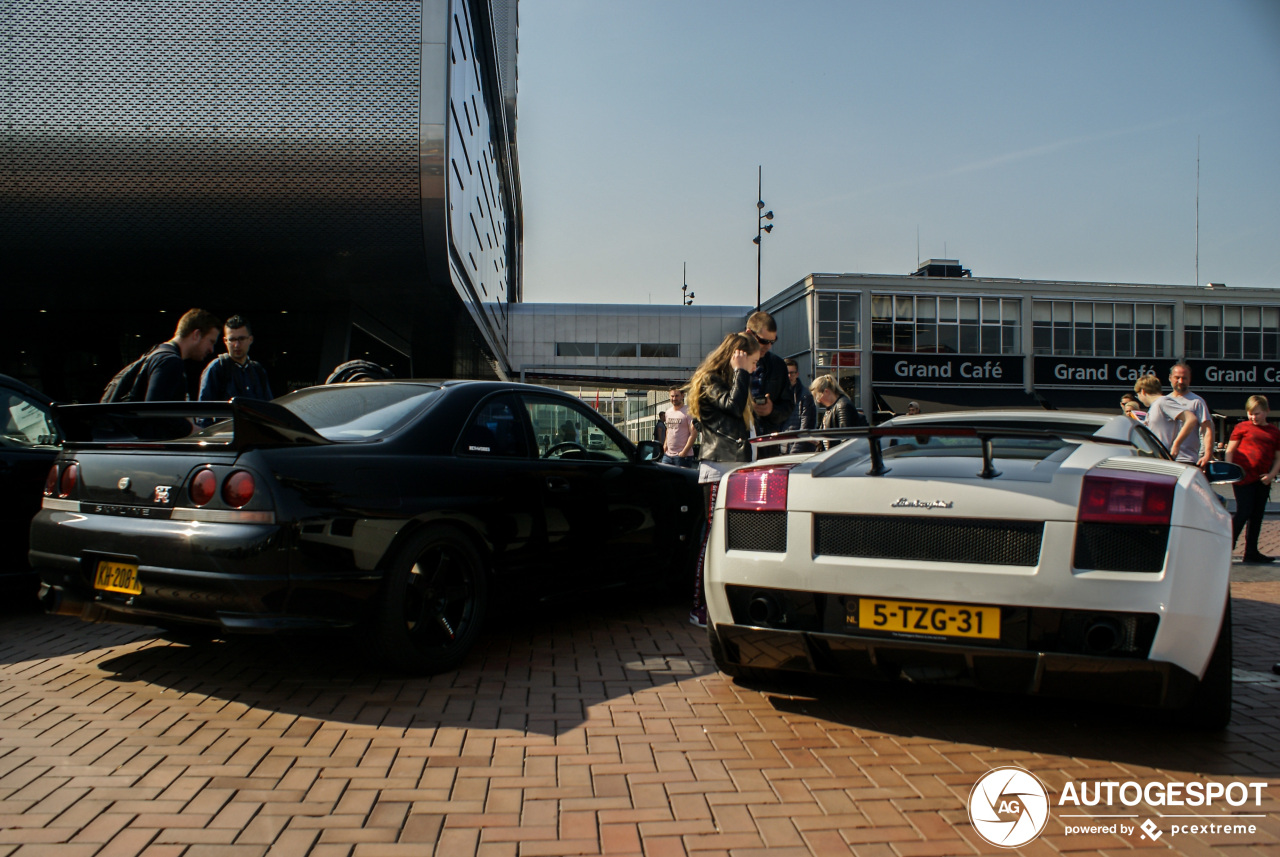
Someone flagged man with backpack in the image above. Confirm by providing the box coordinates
[102,308,221,404]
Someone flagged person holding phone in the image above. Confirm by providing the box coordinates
[744,311,793,459]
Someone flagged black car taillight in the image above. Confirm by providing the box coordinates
[58,462,79,499]
[725,465,795,511]
[222,471,255,508]
[190,468,217,506]
[44,464,59,497]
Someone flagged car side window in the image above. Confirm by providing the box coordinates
[1,390,59,448]
[521,396,628,462]
[456,395,529,458]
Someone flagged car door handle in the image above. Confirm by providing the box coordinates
[546,476,570,493]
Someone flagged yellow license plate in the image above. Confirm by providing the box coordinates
[94,560,141,595]
[856,598,1000,640]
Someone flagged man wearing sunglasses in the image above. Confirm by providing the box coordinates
[744,310,794,459]
[197,314,274,409]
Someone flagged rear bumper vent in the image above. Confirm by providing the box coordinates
[725,510,786,553]
[1074,522,1169,572]
[814,514,1043,566]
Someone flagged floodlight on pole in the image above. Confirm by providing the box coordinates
[753,166,775,310]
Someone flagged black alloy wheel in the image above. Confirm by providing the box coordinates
[371,526,488,674]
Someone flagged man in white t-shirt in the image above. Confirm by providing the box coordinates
[660,386,697,468]
[1134,375,1198,461]
[1168,362,1214,467]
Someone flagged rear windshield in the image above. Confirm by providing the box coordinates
[276,384,442,440]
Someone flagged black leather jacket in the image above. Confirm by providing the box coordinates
[696,368,753,463]
[822,394,865,429]
[753,351,795,434]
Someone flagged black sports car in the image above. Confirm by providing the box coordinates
[30,381,703,672]
[2,373,62,604]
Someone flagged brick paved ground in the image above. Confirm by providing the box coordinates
[3,542,1280,856]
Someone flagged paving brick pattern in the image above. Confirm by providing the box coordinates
[3,548,1280,856]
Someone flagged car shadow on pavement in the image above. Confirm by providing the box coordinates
[69,586,716,738]
[755,593,1280,779]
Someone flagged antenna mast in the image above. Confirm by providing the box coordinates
[1195,136,1200,287]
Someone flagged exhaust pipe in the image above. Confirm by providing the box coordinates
[40,583,85,617]
[1083,618,1121,655]
[747,593,783,626]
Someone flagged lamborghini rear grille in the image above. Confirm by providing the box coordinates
[725,510,787,553]
[1074,522,1169,573]
[814,515,1043,566]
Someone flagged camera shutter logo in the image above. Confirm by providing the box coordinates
[967,766,1050,848]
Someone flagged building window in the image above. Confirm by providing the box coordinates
[1184,304,1280,360]
[556,343,595,357]
[640,343,679,358]
[1031,301,1172,358]
[871,294,1019,354]
[817,293,860,351]
[599,343,637,358]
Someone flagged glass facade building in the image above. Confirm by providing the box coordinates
[1,0,521,402]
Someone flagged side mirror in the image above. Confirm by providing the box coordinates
[1204,460,1243,485]
[635,440,663,462]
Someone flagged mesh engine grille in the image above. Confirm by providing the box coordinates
[1074,522,1169,572]
[725,510,786,553]
[814,514,1043,566]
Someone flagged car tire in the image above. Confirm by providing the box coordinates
[370,526,488,675]
[1177,600,1232,731]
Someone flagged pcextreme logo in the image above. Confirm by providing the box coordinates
[967,767,1272,847]
[967,767,1050,848]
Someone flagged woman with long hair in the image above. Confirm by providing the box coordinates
[687,331,761,626]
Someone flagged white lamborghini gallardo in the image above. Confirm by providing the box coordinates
[704,411,1241,729]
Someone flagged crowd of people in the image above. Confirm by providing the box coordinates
[1122,362,1279,564]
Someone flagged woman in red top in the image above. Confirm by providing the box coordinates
[1225,395,1280,562]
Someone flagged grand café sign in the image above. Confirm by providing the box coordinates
[1035,357,1280,391]
[872,354,1023,385]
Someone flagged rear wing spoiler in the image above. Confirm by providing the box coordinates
[751,425,1135,478]
[54,398,331,450]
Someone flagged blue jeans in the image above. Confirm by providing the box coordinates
[661,454,696,468]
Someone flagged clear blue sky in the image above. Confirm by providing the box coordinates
[516,0,1280,307]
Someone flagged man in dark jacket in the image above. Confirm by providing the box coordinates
[104,308,220,438]
[198,315,273,404]
[745,311,794,459]
[112,308,221,403]
[783,358,817,453]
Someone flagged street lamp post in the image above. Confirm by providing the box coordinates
[682,262,694,306]
[752,165,774,310]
